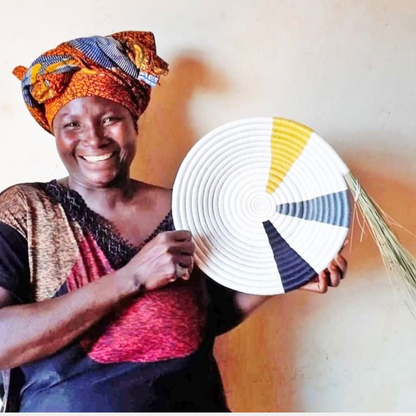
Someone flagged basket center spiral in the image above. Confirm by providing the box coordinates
[246,191,275,222]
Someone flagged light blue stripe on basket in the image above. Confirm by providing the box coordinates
[276,190,350,228]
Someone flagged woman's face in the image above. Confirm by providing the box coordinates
[53,96,137,189]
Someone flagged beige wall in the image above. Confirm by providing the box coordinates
[1,0,416,411]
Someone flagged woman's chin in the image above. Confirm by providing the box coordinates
[72,172,128,189]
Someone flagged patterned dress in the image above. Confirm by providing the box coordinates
[0,181,234,412]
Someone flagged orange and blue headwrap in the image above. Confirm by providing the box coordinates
[13,31,169,134]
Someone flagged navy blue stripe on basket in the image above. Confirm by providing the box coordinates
[263,220,317,292]
[275,190,350,228]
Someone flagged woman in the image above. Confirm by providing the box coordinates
[0,31,347,412]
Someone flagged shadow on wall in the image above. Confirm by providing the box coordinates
[130,52,228,188]
[214,147,416,412]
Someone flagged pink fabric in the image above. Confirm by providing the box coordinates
[66,232,207,363]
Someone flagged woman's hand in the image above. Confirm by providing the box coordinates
[300,240,348,294]
[123,230,195,292]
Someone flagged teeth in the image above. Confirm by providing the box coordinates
[82,153,113,162]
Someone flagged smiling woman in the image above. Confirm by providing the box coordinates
[53,97,138,189]
[0,31,347,412]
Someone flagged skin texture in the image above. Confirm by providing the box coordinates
[0,96,347,370]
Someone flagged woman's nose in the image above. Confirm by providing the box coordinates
[82,125,107,147]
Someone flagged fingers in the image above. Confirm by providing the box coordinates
[166,230,193,242]
[327,262,341,287]
[169,257,194,283]
[168,241,195,255]
[174,262,193,280]
[175,254,194,268]
[159,230,196,281]
[334,253,348,276]
[161,231,195,255]
[131,230,198,291]
[327,253,348,285]
[340,238,349,252]
[165,231,195,282]
[300,251,348,294]
[300,270,328,294]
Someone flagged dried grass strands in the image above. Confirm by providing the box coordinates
[344,171,416,314]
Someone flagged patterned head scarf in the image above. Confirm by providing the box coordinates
[13,31,169,134]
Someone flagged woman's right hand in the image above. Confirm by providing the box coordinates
[0,230,195,370]
[123,230,195,292]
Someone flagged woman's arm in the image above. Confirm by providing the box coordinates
[0,230,194,370]
[0,268,137,370]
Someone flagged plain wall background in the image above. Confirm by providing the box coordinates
[1,0,416,411]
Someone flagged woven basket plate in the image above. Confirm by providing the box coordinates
[172,117,351,295]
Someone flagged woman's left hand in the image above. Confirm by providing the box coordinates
[216,240,349,332]
[300,241,348,294]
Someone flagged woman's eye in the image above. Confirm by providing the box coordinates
[103,116,120,125]
[63,122,80,129]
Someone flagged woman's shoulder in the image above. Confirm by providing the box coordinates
[0,181,65,221]
[0,182,49,236]
[0,181,51,205]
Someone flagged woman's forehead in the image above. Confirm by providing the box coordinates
[56,97,129,118]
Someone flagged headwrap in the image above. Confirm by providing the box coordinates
[13,31,169,134]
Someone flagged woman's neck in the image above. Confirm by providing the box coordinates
[63,176,139,212]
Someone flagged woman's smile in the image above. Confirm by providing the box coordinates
[79,152,115,163]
